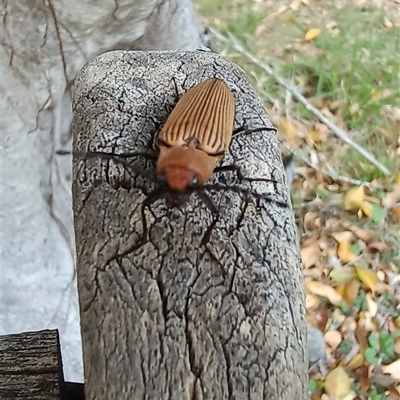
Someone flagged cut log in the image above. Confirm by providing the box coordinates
[71,49,307,399]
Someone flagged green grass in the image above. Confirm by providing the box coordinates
[282,7,400,179]
[195,1,400,181]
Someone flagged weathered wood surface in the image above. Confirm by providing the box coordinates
[0,330,62,399]
[0,329,85,400]
[71,49,307,399]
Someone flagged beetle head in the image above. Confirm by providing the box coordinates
[161,166,199,208]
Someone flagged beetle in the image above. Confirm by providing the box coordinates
[57,78,288,244]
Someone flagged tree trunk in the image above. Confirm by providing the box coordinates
[71,49,307,399]
[1,0,204,382]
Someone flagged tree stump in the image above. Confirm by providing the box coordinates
[71,49,307,399]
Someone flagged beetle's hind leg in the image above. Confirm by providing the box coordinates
[213,164,277,184]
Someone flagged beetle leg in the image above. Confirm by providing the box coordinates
[170,77,181,102]
[232,125,277,136]
[201,183,288,209]
[56,149,158,180]
[213,164,277,184]
[140,187,167,243]
[196,189,219,214]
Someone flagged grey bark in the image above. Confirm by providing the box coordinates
[1,0,204,382]
[71,49,307,399]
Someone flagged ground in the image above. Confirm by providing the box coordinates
[194,0,400,398]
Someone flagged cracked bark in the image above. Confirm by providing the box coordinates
[72,50,308,399]
[1,0,205,382]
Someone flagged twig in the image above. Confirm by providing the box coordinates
[209,28,391,176]
[304,159,386,189]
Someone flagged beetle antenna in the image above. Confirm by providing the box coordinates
[200,183,288,208]
[140,186,169,243]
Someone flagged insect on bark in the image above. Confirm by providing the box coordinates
[57,78,288,245]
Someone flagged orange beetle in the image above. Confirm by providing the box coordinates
[57,78,286,242]
[156,78,235,206]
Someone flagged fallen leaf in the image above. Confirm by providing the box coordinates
[392,206,400,221]
[325,366,351,399]
[340,222,373,242]
[343,186,364,211]
[332,231,355,242]
[306,293,320,310]
[301,242,321,268]
[360,201,373,219]
[304,28,321,41]
[347,353,364,369]
[279,119,298,144]
[304,211,319,230]
[337,240,355,262]
[344,279,360,307]
[355,267,379,290]
[324,330,342,350]
[306,280,344,306]
[368,241,388,253]
[330,266,357,284]
[382,359,400,380]
[308,130,320,141]
[365,293,377,317]
[357,364,370,391]
[383,183,400,208]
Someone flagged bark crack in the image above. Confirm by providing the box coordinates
[44,0,68,85]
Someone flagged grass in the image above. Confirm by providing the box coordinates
[194,0,400,398]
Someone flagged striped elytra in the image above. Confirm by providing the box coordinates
[159,78,235,155]
[156,79,236,192]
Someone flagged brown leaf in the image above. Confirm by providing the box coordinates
[306,280,343,306]
[357,365,370,391]
[368,241,389,253]
[344,279,360,307]
[324,330,342,350]
[392,206,400,221]
[355,325,368,353]
[324,366,351,399]
[301,242,321,268]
